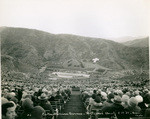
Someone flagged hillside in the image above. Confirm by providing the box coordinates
[0,27,149,75]
[122,37,149,47]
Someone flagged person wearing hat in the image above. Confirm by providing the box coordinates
[82,91,89,102]
[65,87,71,98]
[134,90,140,96]
[61,90,68,102]
[126,97,141,113]
[49,91,56,102]
[121,95,129,109]
[139,93,150,115]
[1,97,9,105]
[55,91,64,104]
[2,101,17,119]
[38,93,54,117]
[89,94,97,106]
[90,96,103,111]
[17,88,23,101]
[101,92,108,102]
[102,93,114,108]
[6,92,16,101]
[9,97,21,114]
[125,92,131,97]
[102,96,125,113]
[21,98,34,119]
[86,93,97,113]
[10,97,18,105]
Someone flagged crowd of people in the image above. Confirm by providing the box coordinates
[81,82,150,119]
[1,73,150,119]
[1,78,72,119]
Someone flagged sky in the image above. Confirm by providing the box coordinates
[0,0,150,42]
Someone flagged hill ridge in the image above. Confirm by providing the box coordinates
[1,27,149,75]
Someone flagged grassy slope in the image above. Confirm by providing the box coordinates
[1,27,149,75]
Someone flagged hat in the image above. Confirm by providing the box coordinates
[3,89,9,93]
[114,96,122,104]
[122,88,128,94]
[31,106,45,118]
[101,92,107,97]
[125,92,131,97]
[121,95,129,102]
[1,97,9,105]
[134,90,140,96]
[6,92,15,100]
[128,97,138,107]
[53,88,58,92]
[47,90,52,94]
[143,89,149,94]
[38,93,48,100]
[10,97,18,104]
[33,87,39,92]
[94,96,101,103]
[42,87,48,93]
[27,91,34,95]
[22,98,33,110]
[118,90,123,96]
[107,93,114,99]
[89,90,93,94]
[22,92,28,99]
[92,94,96,99]
[97,89,101,94]
[135,95,143,103]
[11,88,15,92]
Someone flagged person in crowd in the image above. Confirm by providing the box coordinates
[2,97,9,105]
[21,98,34,119]
[89,94,97,106]
[10,96,18,105]
[6,92,16,101]
[10,96,20,114]
[86,93,95,112]
[96,89,101,98]
[93,90,97,95]
[126,97,141,113]
[103,93,114,107]
[102,96,125,113]
[49,91,56,102]
[121,95,129,109]
[90,96,103,111]
[82,91,90,102]
[55,91,64,104]
[17,88,23,101]
[141,93,150,115]
[144,105,150,118]
[2,101,17,119]
[101,92,108,102]
[61,90,68,102]
[64,88,71,99]
[38,93,54,117]
[30,106,45,119]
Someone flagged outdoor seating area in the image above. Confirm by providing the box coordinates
[1,76,150,119]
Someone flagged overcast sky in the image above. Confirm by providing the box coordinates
[0,0,149,42]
